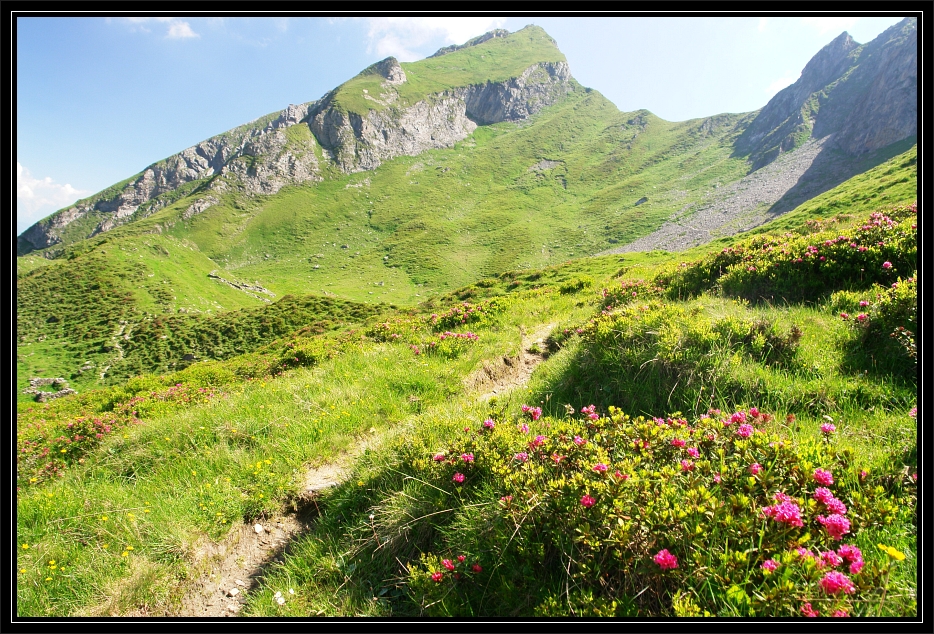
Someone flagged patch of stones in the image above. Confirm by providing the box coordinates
[23,377,77,402]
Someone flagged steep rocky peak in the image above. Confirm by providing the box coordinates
[796,31,858,93]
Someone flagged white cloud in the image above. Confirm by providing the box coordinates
[120,17,199,39]
[167,21,199,39]
[765,74,798,97]
[17,162,91,233]
[364,17,507,62]
[801,16,859,35]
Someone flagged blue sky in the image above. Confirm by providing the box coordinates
[16,14,908,235]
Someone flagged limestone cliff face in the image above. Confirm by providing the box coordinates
[18,51,574,256]
[18,102,321,254]
[308,59,574,173]
[734,17,917,171]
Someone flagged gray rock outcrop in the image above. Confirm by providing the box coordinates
[308,60,573,173]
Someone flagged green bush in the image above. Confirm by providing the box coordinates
[401,404,916,616]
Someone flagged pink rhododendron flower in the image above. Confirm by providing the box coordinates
[573,435,587,446]
[713,473,721,484]
[592,463,608,473]
[762,499,804,527]
[730,411,747,424]
[840,312,850,320]
[580,405,599,421]
[580,495,596,508]
[801,603,819,617]
[856,313,868,322]
[813,468,834,485]
[761,559,778,572]
[832,610,849,617]
[472,563,483,573]
[461,453,474,463]
[821,550,843,568]
[882,261,892,269]
[749,463,762,475]
[614,470,629,480]
[483,419,495,430]
[748,407,760,418]
[499,495,513,504]
[433,453,445,462]
[736,424,754,438]
[521,405,543,421]
[442,559,455,571]
[680,460,694,472]
[859,300,869,307]
[671,438,686,447]
[431,571,444,582]
[531,435,547,447]
[820,571,856,595]
[518,423,530,434]
[687,447,699,458]
[457,555,465,563]
[514,452,528,463]
[653,549,678,570]
[817,514,851,540]
[821,423,836,434]
[909,407,917,418]
[452,473,465,484]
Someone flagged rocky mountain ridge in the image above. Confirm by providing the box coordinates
[18,20,917,257]
[735,17,916,170]
[18,35,574,256]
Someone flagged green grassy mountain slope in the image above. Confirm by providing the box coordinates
[15,170,917,615]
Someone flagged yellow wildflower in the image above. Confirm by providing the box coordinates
[878,544,906,561]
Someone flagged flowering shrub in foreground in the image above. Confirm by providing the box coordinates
[404,405,915,617]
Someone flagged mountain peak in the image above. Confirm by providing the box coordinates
[430,28,510,58]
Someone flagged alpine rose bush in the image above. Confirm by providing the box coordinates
[402,403,915,617]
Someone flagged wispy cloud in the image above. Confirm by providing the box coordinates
[120,17,200,39]
[17,162,90,233]
[167,21,199,39]
[765,74,798,97]
[364,17,507,62]
[801,16,859,35]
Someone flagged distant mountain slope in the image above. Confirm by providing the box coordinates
[734,17,916,170]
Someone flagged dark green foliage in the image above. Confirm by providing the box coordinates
[107,294,380,380]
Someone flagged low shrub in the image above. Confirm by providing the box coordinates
[400,404,916,616]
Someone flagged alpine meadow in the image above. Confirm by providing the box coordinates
[16,21,918,619]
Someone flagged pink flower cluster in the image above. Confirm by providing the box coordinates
[820,422,836,434]
[735,424,754,438]
[580,494,596,508]
[530,435,547,448]
[760,559,778,572]
[461,453,474,463]
[483,419,495,430]
[592,463,608,473]
[749,463,762,475]
[653,549,678,570]
[439,331,479,341]
[820,570,856,595]
[813,487,847,515]
[680,460,695,472]
[686,447,699,458]
[513,452,529,463]
[817,514,850,540]
[573,436,587,446]
[761,493,803,527]
[521,405,542,421]
[452,472,465,483]
[671,438,686,448]
[813,468,834,485]
[580,404,599,421]
[801,602,819,617]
